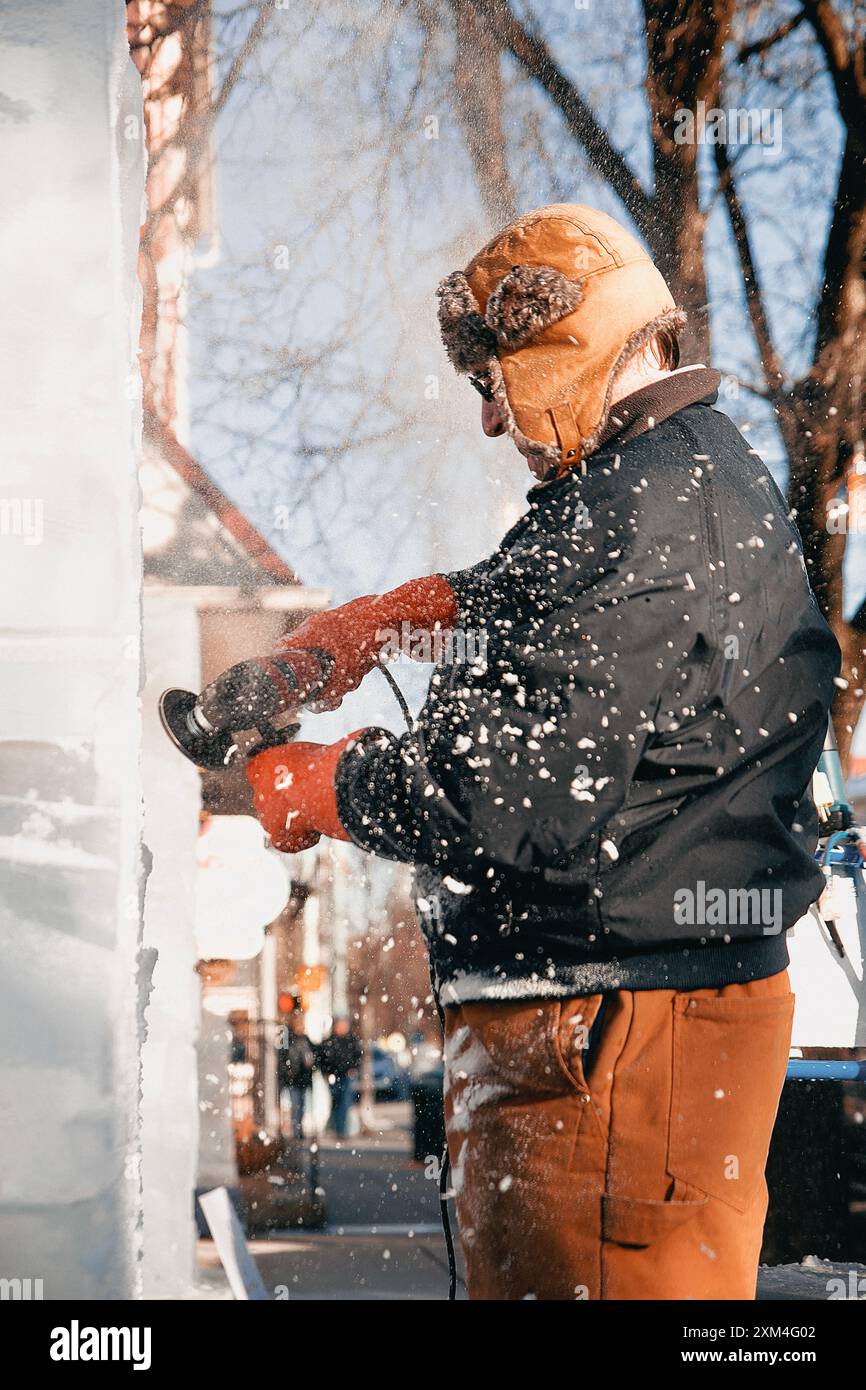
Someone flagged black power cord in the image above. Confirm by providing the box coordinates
[376,661,414,731]
[433,971,458,1301]
[438,1129,458,1300]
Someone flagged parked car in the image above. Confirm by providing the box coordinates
[351,1045,411,1103]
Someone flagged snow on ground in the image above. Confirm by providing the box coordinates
[758,1256,866,1301]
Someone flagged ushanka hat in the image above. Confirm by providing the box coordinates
[437,203,685,476]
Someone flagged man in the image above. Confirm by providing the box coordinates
[317,1017,362,1138]
[278,1013,316,1142]
[246,205,840,1299]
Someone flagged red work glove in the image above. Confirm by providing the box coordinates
[246,732,367,853]
[272,574,457,711]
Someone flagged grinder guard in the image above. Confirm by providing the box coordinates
[158,647,332,769]
[158,686,302,770]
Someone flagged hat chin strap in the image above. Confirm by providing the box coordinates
[486,355,562,478]
[514,305,690,474]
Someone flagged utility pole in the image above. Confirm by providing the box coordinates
[260,924,279,1135]
[357,866,377,1134]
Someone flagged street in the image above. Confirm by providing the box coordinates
[198,1104,467,1300]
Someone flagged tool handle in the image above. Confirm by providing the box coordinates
[197,648,333,733]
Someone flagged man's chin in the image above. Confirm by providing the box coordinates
[507,433,562,483]
[524,449,560,483]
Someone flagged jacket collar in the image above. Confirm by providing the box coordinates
[594,365,721,452]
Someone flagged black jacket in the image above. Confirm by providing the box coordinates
[279,1032,316,1088]
[336,385,840,1004]
[317,1033,362,1079]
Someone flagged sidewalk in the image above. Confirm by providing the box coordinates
[197,1102,466,1300]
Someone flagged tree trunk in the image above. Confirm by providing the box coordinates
[449,0,518,227]
[787,130,866,765]
[643,0,735,362]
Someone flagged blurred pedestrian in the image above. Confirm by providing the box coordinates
[317,1017,362,1138]
[278,1013,316,1142]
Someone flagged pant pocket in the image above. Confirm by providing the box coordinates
[602,1190,708,1247]
[449,1000,563,1097]
[550,995,605,1095]
[667,987,794,1213]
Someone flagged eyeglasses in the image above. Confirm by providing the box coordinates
[469,375,494,403]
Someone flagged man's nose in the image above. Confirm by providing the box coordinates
[482,396,505,437]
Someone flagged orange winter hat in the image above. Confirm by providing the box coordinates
[436,204,684,475]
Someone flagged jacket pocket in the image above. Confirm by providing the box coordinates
[666,989,794,1213]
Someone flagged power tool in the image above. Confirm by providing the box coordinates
[158,648,334,770]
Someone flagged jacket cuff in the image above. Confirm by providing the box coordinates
[441,568,471,610]
[441,561,494,628]
[334,726,402,851]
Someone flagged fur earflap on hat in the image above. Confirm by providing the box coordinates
[436,265,583,369]
[485,264,584,353]
[435,271,498,375]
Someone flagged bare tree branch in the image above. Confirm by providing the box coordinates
[472,0,662,254]
[737,10,806,65]
[713,138,786,397]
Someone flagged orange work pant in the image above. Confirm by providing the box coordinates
[443,969,794,1300]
